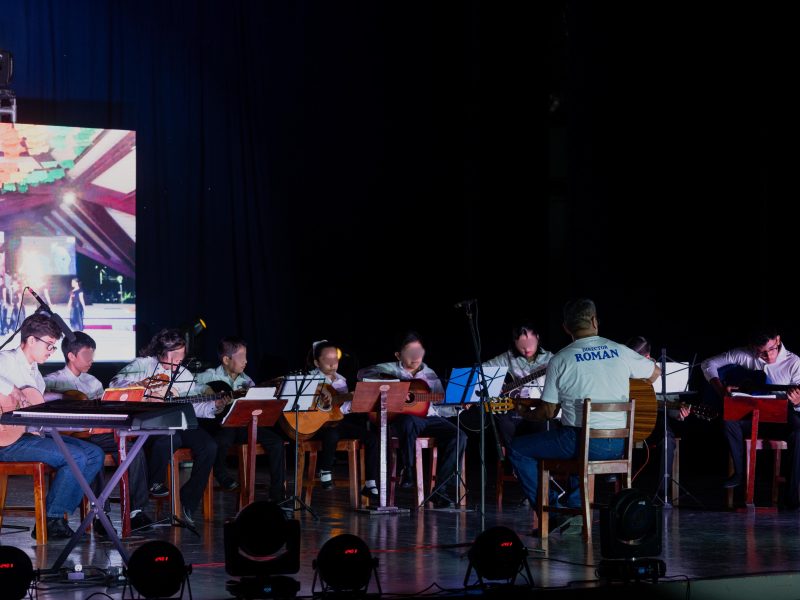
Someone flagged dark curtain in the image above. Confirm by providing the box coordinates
[1,1,795,381]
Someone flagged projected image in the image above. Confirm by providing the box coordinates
[0,123,136,362]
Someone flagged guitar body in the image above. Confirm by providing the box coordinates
[278,383,346,441]
[0,387,45,447]
[367,379,439,425]
[629,378,657,443]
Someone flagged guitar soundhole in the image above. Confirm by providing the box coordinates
[405,393,416,405]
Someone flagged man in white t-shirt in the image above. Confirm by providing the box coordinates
[508,299,660,530]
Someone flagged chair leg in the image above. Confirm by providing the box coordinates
[538,468,550,539]
[203,471,214,520]
[580,474,594,543]
[416,441,425,508]
[347,443,360,509]
[772,445,783,507]
[0,473,7,531]
[33,464,47,545]
[305,447,318,507]
[496,458,504,507]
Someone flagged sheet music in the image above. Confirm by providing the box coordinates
[244,386,277,400]
[444,367,508,404]
[277,375,325,411]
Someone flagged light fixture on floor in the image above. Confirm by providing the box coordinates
[123,540,192,599]
[463,526,533,588]
[225,501,300,599]
[312,533,381,596]
[598,487,665,582]
[0,545,35,600]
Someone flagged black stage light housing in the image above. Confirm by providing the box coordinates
[0,546,35,600]
[463,526,533,588]
[600,487,662,559]
[123,540,192,599]
[312,533,380,596]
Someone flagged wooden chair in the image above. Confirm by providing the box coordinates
[0,462,53,545]
[154,448,214,521]
[388,437,467,508]
[296,438,361,508]
[537,398,636,542]
[495,448,517,507]
[727,438,787,508]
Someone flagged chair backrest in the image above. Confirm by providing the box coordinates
[576,398,636,472]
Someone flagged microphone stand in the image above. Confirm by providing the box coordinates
[150,358,199,535]
[459,300,501,531]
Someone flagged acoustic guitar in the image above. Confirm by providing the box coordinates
[277,382,349,441]
[366,378,444,425]
[0,386,45,447]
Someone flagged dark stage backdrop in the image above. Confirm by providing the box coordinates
[1,1,795,386]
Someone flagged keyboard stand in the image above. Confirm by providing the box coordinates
[39,428,177,572]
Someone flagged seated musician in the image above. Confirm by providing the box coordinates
[357,331,467,508]
[626,336,689,498]
[461,322,555,453]
[308,340,380,500]
[701,327,800,507]
[110,328,220,525]
[193,336,287,502]
[44,331,156,533]
[0,313,104,540]
[509,299,659,531]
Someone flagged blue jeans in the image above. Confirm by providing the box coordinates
[0,433,104,518]
[509,427,624,508]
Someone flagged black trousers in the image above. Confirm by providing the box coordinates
[316,414,378,482]
[147,427,216,514]
[89,432,150,513]
[199,419,287,502]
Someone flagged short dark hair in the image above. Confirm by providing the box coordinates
[747,327,780,348]
[396,330,423,352]
[625,336,650,357]
[563,298,596,334]
[510,322,541,358]
[140,328,185,359]
[62,331,96,361]
[312,340,339,361]
[21,313,62,344]
[218,336,247,361]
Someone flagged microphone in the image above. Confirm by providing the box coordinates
[28,287,76,343]
[454,298,477,309]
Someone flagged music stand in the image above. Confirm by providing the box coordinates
[277,373,325,519]
[221,392,286,506]
[724,393,787,509]
[421,366,508,510]
[351,381,411,514]
[654,351,702,508]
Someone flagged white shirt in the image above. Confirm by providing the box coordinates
[701,344,800,410]
[110,356,216,418]
[484,349,553,399]
[542,335,656,429]
[194,365,255,392]
[357,361,444,417]
[44,366,105,400]
[0,347,45,396]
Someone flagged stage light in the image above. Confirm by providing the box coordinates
[61,191,77,205]
[123,540,192,599]
[225,501,301,599]
[0,546,35,600]
[463,526,533,588]
[312,534,380,596]
[599,488,665,582]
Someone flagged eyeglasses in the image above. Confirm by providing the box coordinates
[32,336,57,352]
[757,343,781,359]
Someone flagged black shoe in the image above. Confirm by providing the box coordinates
[431,492,455,509]
[94,515,117,538]
[218,477,239,491]
[722,476,742,489]
[360,485,379,500]
[130,512,154,531]
[32,517,75,540]
[400,470,415,489]
[149,482,169,497]
[181,506,196,526]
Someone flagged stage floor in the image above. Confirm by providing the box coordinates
[2,455,800,599]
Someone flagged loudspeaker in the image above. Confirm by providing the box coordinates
[0,50,12,87]
[600,488,662,559]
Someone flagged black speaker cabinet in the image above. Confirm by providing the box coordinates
[600,488,662,559]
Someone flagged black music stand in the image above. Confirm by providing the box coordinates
[653,350,702,509]
[147,359,202,535]
[277,373,325,519]
[221,396,286,506]
[351,381,411,514]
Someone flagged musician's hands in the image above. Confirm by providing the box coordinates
[214,398,227,413]
[4,386,25,410]
[678,405,691,421]
[319,386,334,410]
[787,386,800,407]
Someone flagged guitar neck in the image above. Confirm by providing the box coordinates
[501,366,547,395]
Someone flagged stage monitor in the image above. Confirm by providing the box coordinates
[0,123,136,362]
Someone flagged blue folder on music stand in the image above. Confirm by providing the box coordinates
[443,366,508,405]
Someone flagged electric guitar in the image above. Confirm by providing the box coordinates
[0,386,45,447]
